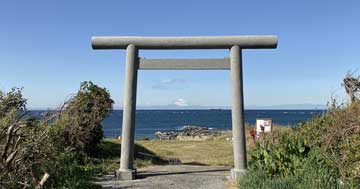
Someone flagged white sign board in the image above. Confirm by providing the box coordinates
[256,119,272,133]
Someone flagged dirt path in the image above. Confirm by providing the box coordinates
[95,165,237,189]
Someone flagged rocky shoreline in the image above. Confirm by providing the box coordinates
[154,125,224,141]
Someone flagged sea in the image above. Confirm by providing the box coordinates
[102,109,324,139]
[28,109,325,139]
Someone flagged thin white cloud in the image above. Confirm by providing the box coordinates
[173,98,189,106]
[152,79,187,90]
[160,79,186,84]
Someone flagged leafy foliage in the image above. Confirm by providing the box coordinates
[43,152,101,189]
[249,133,310,177]
[241,108,360,188]
[239,74,360,188]
[343,73,360,103]
[240,131,342,188]
[0,88,54,188]
[239,148,341,189]
[0,87,26,117]
[298,101,360,185]
[0,82,114,188]
[51,81,114,156]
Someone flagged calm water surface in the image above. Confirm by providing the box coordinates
[101,109,324,139]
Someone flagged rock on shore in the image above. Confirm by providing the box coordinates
[154,126,222,141]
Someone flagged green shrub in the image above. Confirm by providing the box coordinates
[239,151,341,189]
[240,75,360,188]
[0,88,55,188]
[52,81,114,156]
[44,152,101,189]
[240,100,360,188]
[240,135,342,188]
[0,82,114,187]
[0,87,26,117]
[249,133,311,177]
[298,101,360,185]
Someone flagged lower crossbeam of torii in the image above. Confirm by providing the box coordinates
[91,35,278,180]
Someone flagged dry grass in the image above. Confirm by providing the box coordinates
[99,125,290,171]
[136,125,290,166]
[137,136,233,166]
[97,125,290,175]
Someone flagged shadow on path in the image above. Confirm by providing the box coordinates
[96,139,167,164]
[95,165,231,189]
[137,167,229,179]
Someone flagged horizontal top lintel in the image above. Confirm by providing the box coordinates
[139,58,230,70]
[92,35,278,50]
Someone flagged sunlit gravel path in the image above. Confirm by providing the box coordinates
[95,165,236,189]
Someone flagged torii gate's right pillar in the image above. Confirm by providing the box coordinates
[230,45,247,179]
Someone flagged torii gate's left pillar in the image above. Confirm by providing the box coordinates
[116,44,138,180]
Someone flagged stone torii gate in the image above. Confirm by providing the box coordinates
[91,35,278,180]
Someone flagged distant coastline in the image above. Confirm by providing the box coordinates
[121,103,327,110]
[27,103,327,111]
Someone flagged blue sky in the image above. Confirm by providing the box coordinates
[1,0,359,109]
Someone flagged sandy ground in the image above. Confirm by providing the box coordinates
[95,165,237,189]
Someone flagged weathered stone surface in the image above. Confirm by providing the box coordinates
[154,131,178,140]
[92,35,278,49]
[139,58,230,70]
[120,44,139,171]
[230,168,247,180]
[154,126,222,141]
[230,45,247,177]
[116,169,136,180]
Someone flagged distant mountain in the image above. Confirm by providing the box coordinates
[135,105,222,110]
[30,104,327,110]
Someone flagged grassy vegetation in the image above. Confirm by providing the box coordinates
[85,124,289,178]
[238,102,360,188]
[0,82,117,188]
[237,75,360,188]
[5,83,294,187]
[137,135,234,166]
[91,138,168,175]
[3,75,359,188]
[135,125,289,166]
[43,112,357,189]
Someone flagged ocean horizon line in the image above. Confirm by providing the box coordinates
[27,108,327,111]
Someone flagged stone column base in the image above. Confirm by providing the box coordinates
[230,168,247,180]
[116,169,136,180]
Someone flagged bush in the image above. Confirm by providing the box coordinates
[0,88,54,188]
[239,148,341,188]
[249,133,311,177]
[240,101,360,188]
[43,152,101,189]
[298,101,360,185]
[0,87,26,117]
[0,82,114,188]
[239,134,341,188]
[51,81,114,156]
